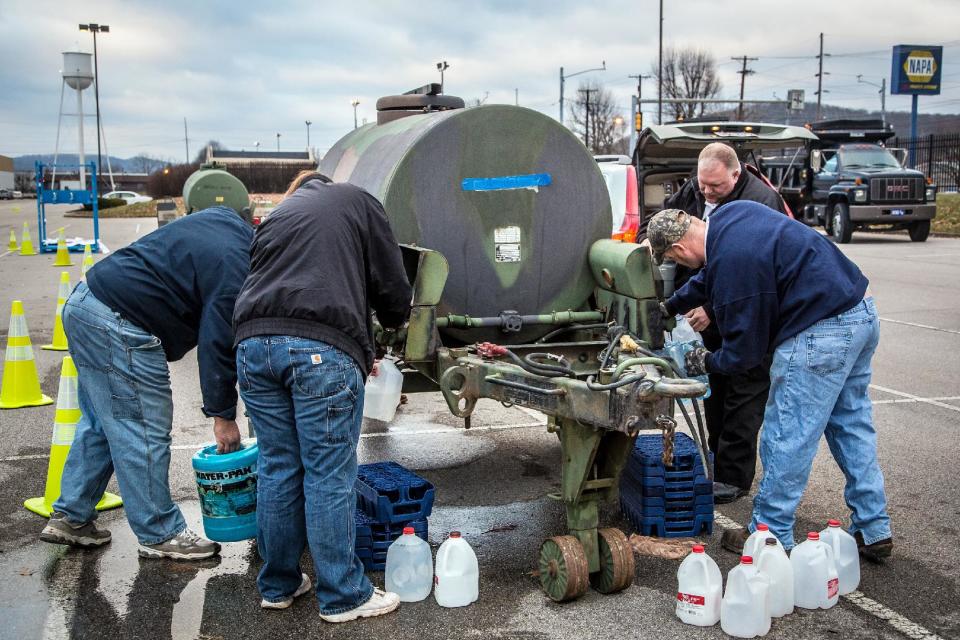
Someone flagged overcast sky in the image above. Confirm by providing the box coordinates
[1,0,958,161]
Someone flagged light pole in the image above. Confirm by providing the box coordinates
[857,75,887,128]
[79,23,108,190]
[559,61,605,126]
[276,132,281,152]
[436,61,450,93]
[351,99,360,129]
[305,120,312,150]
[254,141,260,153]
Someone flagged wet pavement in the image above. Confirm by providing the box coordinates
[1,202,959,639]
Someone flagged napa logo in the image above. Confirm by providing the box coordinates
[904,50,937,83]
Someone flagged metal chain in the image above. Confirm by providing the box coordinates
[656,414,677,467]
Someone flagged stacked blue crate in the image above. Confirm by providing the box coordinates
[354,462,434,570]
[619,433,714,538]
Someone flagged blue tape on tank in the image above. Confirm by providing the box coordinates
[461,173,552,192]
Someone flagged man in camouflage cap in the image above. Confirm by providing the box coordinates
[650,201,892,562]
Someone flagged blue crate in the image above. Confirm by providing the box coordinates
[354,547,388,571]
[620,491,714,516]
[354,510,428,542]
[356,462,435,524]
[621,501,714,538]
[629,434,712,476]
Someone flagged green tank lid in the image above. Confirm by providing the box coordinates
[182,164,251,219]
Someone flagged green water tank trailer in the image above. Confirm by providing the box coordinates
[318,92,612,344]
[182,164,251,218]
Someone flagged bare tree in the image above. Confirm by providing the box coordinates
[570,81,628,155]
[195,139,223,164]
[652,46,722,121]
[130,153,166,174]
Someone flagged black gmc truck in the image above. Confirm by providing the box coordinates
[763,119,937,243]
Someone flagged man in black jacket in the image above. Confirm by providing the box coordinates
[663,143,786,504]
[232,172,411,622]
[41,206,253,560]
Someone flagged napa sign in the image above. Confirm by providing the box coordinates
[891,45,943,95]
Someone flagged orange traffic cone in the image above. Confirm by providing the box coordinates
[0,301,53,408]
[80,243,94,279]
[24,356,123,516]
[53,228,73,267]
[42,272,71,351]
[7,228,17,252]
[19,222,36,256]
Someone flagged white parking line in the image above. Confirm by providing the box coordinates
[870,384,960,414]
[873,395,960,405]
[842,591,946,640]
[879,317,960,336]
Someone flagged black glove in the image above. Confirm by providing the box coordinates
[658,301,671,320]
[684,346,710,377]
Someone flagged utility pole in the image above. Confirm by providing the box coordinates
[629,73,653,126]
[515,88,518,106]
[183,117,189,163]
[815,32,830,121]
[658,0,664,124]
[437,61,449,93]
[305,120,312,150]
[351,99,360,129]
[733,56,758,120]
[580,88,595,151]
[276,132,281,152]
[560,62,605,126]
[79,23,109,190]
[857,75,887,127]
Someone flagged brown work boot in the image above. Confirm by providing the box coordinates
[854,531,893,563]
[721,527,750,555]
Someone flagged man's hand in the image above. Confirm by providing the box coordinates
[370,360,380,378]
[684,347,710,377]
[685,306,711,332]
[213,417,242,454]
[658,302,671,321]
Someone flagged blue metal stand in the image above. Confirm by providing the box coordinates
[35,161,101,253]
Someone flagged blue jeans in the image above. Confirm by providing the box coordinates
[750,297,891,550]
[237,336,372,615]
[54,282,185,545]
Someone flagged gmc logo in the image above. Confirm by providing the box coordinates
[887,185,909,194]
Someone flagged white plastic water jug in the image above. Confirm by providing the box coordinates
[362,356,403,422]
[820,519,860,595]
[666,316,711,398]
[743,523,780,560]
[791,532,840,610]
[434,531,479,607]
[385,526,434,602]
[721,556,771,638]
[756,538,794,618]
[676,544,722,626]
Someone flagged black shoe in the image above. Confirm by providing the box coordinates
[854,531,893,563]
[713,481,748,504]
[721,527,750,555]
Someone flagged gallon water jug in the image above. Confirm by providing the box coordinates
[743,523,780,559]
[791,532,840,610]
[820,520,860,595]
[434,531,479,607]
[191,439,258,542]
[721,556,771,638]
[385,526,434,602]
[676,544,722,626]
[363,356,403,422]
[665,316,711,398]
[756,538,794,618]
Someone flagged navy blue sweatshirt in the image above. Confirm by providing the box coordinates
[87,207,253,419]
[666,201,868,375]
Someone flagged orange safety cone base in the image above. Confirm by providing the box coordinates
[0,393,53,409]
[23,491,122,517]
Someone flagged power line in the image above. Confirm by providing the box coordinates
[732,56,758,120]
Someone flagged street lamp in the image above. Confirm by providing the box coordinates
[276,132,281,152]
[857,75,887,128]
[351,99,360,129]
[254,141,260,153]
[79,23,108,190]
[559,61,605,126]
[436,61,450,93]
[305,120,312,150]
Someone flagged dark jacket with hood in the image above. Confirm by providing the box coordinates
[232,179,412,376]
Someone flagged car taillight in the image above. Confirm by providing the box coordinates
[614,165,640,243]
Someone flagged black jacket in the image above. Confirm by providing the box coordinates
[87,207,253,419]
[232,180,412,376]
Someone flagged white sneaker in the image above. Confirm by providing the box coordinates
[138,527,220,560]
[261,573,312,610]
[319,588,400,623]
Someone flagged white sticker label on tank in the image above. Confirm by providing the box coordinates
[495,227,522,263]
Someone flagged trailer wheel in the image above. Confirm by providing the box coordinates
[539,535,589,602]
[909,220,930,242]
[590,528,635,594]
[831,202,853,244]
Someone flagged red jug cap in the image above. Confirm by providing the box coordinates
[741,556,753,564]
[403,527,415,535]
[756,523,769,531]
[692,545,704,553]
[828,519,841,527]
[808,532,820,540]
[449,531,461,538]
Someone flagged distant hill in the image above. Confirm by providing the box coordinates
[12,154,166,174]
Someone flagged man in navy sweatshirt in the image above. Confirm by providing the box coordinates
[649,203,893,562]
[40,206,253,561]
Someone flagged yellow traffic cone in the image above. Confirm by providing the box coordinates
[8,228,17,252]
[80,243,94,278]
[53,228,73,267]
[23,356,122,517]
[0,301,53,408]
[19,222,36,256]
[42,272,71,351]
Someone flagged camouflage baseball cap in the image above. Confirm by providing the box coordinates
[647,209,692,264]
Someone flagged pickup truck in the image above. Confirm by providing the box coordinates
[763,119,937,243]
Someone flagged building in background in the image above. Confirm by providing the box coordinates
[0,155,14,190]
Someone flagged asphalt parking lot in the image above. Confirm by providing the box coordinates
[0,201,958,640]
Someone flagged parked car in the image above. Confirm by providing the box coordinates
[595,155,639,242]
[12,190,22,199]
[103,190,153,205]
[0,189,12,200]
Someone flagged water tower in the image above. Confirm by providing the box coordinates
[54,51,94,190]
